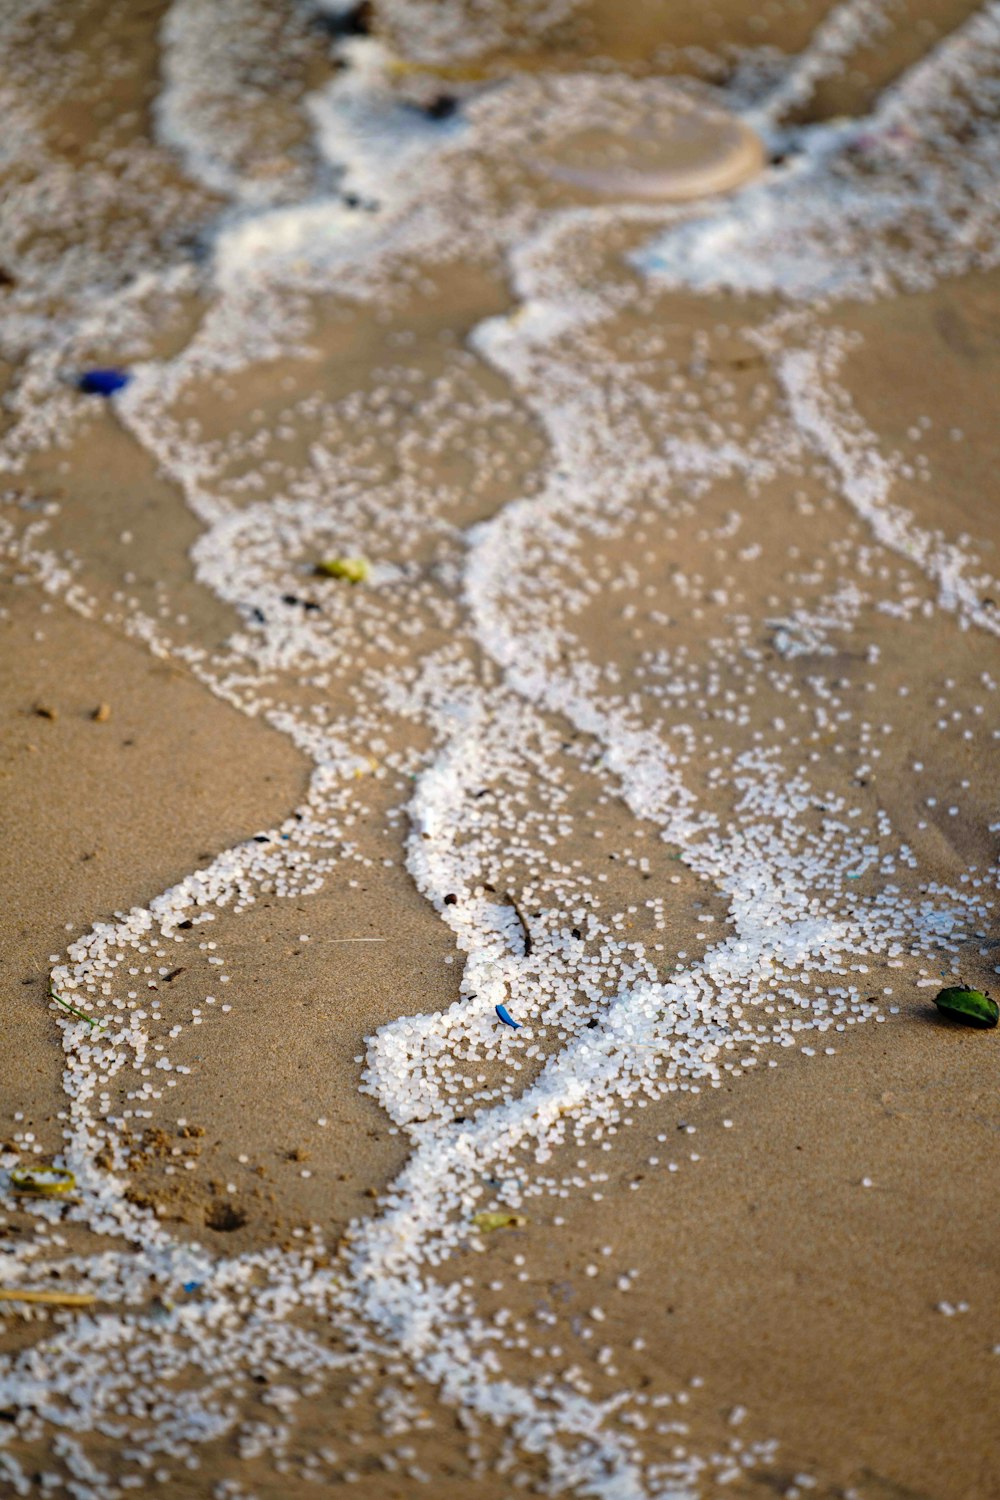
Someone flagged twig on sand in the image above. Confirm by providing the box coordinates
[47,981,101,1027]
[0,1289,96,1307]
[318,937,386,944]
[506,893,532,956]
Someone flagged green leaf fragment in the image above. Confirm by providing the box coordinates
[933,986,999,1029]
[314,557,370,584]
[472,1210,527,1232]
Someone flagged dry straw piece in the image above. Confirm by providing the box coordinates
[0,1290,96,1307]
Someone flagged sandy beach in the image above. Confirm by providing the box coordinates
[1,1,999,1496]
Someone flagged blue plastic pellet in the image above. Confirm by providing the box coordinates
[78,368,131,396]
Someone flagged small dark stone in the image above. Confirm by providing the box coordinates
[418,95,459,121]
[444,893,458,905]
[312,0,372,37]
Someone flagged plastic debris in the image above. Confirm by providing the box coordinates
[0,1289,95,1307]
[314,556,370,583]
[472,1210,527,1232]
[77,368,131,396]
[388,57,490,83]
[11,1166,76,1196]
[495,1003,521,1030]
[933,986,998,1029]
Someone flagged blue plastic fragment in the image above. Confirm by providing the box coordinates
[495,1003,521,1030]
[182,1281,201,1294]
[78,368,131,396]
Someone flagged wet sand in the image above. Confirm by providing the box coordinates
[1,2,1000,1497]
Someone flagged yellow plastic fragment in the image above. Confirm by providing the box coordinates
[472,1210,527,1232]
[11,1166,76,1196]
[315,557,370,584]
[387,58,492,82]
[0,1289,95,1307]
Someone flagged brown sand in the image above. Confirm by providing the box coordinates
[1,2,999,1497]
[0,581,307,1168]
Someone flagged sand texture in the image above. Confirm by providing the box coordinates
[1,1,999,1497]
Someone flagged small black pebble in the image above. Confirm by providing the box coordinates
[424,95,458,121]
[312,0,371,37]
[444,893,458,905]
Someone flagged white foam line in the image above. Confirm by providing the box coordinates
[752,0,899,130]
[779,343,1000,635]
[875,0,1000,132]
